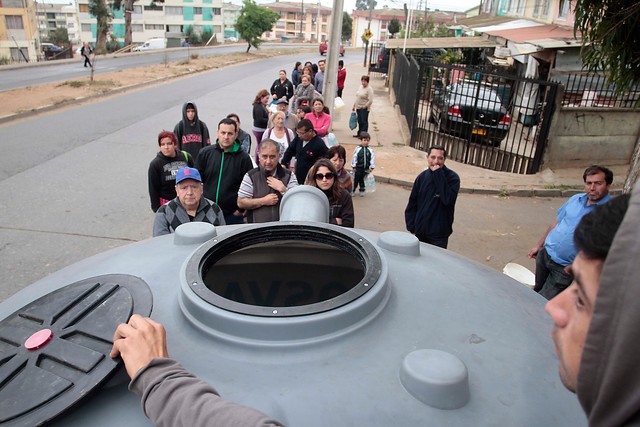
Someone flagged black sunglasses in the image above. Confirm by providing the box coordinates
[314,172,335,180]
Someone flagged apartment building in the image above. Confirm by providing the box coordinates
[75,0,224,45]
[0,0,38,61]
[222,1,240,39]
[260,1,332,42]
[36,2,80,45]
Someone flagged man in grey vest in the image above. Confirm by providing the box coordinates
[237,139,298,223]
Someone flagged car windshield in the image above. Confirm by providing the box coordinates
[448,84,504,111]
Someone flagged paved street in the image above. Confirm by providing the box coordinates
[0,53,563,303]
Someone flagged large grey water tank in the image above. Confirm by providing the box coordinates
[0,187,585,426]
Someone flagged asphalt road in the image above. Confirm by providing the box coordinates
[0,51,563,303]
[0,43,307,91]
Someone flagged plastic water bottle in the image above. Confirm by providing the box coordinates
[365,173,376,193]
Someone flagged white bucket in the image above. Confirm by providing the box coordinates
[502,263,535,289]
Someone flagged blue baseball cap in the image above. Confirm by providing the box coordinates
[175,167,202,184]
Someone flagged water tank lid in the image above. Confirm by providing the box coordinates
[0,274,152,426]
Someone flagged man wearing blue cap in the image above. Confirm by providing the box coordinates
[153,167,225,236]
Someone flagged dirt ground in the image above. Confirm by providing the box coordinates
[0,47,314,119]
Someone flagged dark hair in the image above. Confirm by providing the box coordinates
[574,194,630,260]
[306,158,341,202]
[253,88,269,105]
[318,59,325,64]
[428,145,447,158]
[157,130,177,146]
[279,69,287,75]
[583,165,613,185]
[338,60,344,67]
[226,113,240,123]
[293,61,301,72]
[298,106,312,115]
[361,75,370,83]
[358,131,370,140]
[312,97,325,106]
[218,117,238,131]
[297,118,315,133]
[325,145,347,162]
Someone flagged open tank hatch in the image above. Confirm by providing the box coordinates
[185,223,382,317]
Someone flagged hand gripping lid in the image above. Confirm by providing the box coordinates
[0,274,152,426]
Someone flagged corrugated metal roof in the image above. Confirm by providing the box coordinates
[472,19,543,33]
[385,36,498,49]
[456,15,514,28]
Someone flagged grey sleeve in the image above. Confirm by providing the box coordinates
[152,209,171,237]
[130,358,285,427]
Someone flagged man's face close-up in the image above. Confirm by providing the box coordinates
[584,172,610,204]
[176,179,203,211]
[296,127,312,141]
[259,144,279,173]
[217,123,237,150]
[186,108,196,122]
[159,137,176,157]
[319,61,325,72]
[545,252,602,392]
[427,149,446,168]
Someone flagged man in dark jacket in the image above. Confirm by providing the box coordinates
[237,139,298,223]
[546,190,636,426]
[196,118,253,225]
[174,102,211,159]
[404,145,460,249]
[281,119,328,185]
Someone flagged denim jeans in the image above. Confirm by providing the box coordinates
[535,247,573,300]
[356,108,369,134]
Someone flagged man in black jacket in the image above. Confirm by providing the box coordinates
[281,119,328,185]
[196,118,253,225]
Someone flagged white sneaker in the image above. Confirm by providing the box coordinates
[359,191,365,197]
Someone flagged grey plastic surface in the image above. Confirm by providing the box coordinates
[279,185,330,223]
[0,222,587,426]
[174,222,217,245]
[400,349,470,410]
[377,231,421,256]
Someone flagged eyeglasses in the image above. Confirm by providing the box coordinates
[296,128,310,135]
[314,172,335,180]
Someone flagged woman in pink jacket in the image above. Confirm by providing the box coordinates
[304,97,331,138]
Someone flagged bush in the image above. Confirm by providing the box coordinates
[200,29,213,45]
[105,35,121,53]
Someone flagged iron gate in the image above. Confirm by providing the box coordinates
[406,58,558,174]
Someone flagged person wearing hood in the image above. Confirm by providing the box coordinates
[196,118,253,225]
[173,102,211,159]
[546,188,637,426]
[148,130,194,212]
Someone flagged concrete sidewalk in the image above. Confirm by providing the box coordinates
[333,63,627,196]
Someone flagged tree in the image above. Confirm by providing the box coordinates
[572,0,640,191]
[89,0,110,53]
[112,0,137,48]
[341,12,352,42]
[46,28,70,47]
[235,0,279,53]
[355,0,376,11]
[388,19,401,38]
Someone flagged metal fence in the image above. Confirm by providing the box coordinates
[368,42,386,76]
[553,72,640,108]
[391,50,559,174]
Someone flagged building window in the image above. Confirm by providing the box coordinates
[3,0,24,7]
[68,22,74,28]
[533,0,549,17]
[79,4,89,12]
[168,25,182,32]
[166,6,183,15]
[194,7,202,14]
[558,0,569,18]
[213,7,221,15]
[133,5,142,13]
[145,24,164,30]
[132,24,143,32]
[81,23,91,31]
[517,0,525,14]
[144,4,163,11]
[5,15,24,30]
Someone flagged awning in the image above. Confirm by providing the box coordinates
[385,37,499,50]
[483,24,579,44]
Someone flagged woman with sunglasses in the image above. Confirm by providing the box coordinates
[305,159,354,227]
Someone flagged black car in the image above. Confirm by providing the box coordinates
[430,82,511,146]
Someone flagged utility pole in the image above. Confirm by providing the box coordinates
[362,0,374,67]
[316,1,321,42]
[300,0,304,39]
[324,0,344,120]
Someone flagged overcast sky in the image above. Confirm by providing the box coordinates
[41,0,480,13]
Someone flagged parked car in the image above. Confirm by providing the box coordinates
[224,36,238,43]
[41,43,64,60]
[429,82,511,146]
[319,41,345,56]
[132,38,166,52]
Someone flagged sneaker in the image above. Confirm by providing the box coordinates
[359,191,365,197]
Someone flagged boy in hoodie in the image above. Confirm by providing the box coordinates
[148,130,193,212]
[174,102,211,159]
[546,190,637,426]
[196,118,253,225]
[351,132,375,197]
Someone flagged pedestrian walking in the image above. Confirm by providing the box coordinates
[80,43,92,68]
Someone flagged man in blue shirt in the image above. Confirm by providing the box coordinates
[528,165,613,299]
